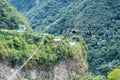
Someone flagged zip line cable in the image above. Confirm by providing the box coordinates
[8,34,46,80]
[8,1,89,79]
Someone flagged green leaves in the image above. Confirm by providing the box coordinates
[0,31,87,71]
[0,0,32,32]
[108,67,120,80]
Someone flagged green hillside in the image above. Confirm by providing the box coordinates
[8,0,120,77]
[0,29,87,73]
[0,0,32,32]
[0,1,91,79]
[8,0,35,12]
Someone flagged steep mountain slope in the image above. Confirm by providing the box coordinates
[0,30,88,80]
[0,0,32,32]
[0,1,89,79]
[83,0,120,75]
[8,0,120,76]
[8,0,35,12]
[8,0,78,32]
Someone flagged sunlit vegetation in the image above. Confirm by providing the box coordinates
[8,0,120,76]
[107,67,120,80]
[5,0,120,78]
[0,30,87,71]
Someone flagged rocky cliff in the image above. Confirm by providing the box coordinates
[0,59,87,80]
[0,30,88,80]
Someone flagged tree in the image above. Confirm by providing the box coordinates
[108,67,120,80]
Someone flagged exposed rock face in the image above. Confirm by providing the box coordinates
[0,62,12,80]
[54,60,79,80]
[0,60,88,80]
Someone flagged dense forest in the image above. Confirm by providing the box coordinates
[0,0,120,79]
[0,0,89,79]
[0,29,87,70]
[8,0,120,76]
[0,0,32,32]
